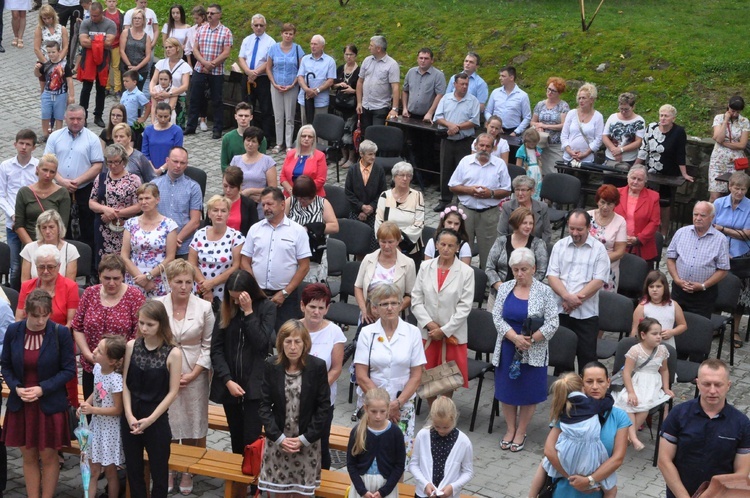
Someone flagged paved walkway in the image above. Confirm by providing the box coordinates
[2,10,750,498]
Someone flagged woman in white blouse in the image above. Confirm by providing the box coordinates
[300,283,346,470]
[354,222,416,325]
[20,209,79,282]
[354,282,426,462]
[561,83,604,163]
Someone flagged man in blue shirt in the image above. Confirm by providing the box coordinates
[446,52,488,114]
[484,65,531,136]
[151,147,203,257]
[658,359,750,498]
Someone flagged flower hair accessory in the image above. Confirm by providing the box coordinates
[440,206,467,220]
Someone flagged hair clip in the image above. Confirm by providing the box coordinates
[440,206,467,220]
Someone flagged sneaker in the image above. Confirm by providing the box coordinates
[199,120,208,132]
[0,44,5,53]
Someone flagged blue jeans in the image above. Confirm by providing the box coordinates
[6,228,21,289]
[41,91,68,120]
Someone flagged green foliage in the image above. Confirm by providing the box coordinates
[135,0,750,135]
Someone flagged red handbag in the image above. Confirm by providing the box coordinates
[353,114,362,152]
[241,436,265,477]
[734,157,749,170]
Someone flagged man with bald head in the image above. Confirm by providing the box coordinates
[296,34,336,125]
[667,200,729,318]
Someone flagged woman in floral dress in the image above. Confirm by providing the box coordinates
[587,185,627,292]
[708,96,750,202]
[189,195,245,304]
[90,144,142,268]
[121,183,178,298]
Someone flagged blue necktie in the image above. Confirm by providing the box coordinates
[249,36,259,70]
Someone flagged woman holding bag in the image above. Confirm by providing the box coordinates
[333,44,360,169]
[411,229,474,401]
[708,96,750,202]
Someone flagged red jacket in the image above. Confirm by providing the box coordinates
[77,33,110,87]
[280,149,328,198]
[614,185,661,261]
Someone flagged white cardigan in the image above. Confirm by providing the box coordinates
[408,427,474,498]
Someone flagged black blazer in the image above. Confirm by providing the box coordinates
[344,163,387,215]
[209,299,276,404]
[1,320,76,414]
[258,355,331,444]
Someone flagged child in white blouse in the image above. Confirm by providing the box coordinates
[409,396,474,498]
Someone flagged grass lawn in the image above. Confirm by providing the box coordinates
[140,0,749,135]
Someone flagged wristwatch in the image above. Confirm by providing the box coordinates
[530,337,536,344]
[587,476,596,488]
[281,289,289,299]
[145,272,153,281]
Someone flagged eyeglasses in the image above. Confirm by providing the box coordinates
[253,23,265,27]
[38,264,59,272]
[377,302,400,309]
[344,53,356,57]
[546,87,559,94]
[206,11,218,15]
[107,159,124,165]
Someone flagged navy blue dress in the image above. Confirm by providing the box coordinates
[494,291,548,405]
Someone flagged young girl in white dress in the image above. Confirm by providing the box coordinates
[614,318,674,451]
[541,373,617,498]
[78,335,127,498]
[631,271,687,348]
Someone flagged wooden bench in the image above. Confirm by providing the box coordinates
[316,469,477,498]
[188,449,254,498]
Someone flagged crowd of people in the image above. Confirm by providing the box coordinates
[0,1,749,497]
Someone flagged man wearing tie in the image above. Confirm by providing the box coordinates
[238,14,275,146]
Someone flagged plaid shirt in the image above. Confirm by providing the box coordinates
[194,22,233,76]
[667,224,730,283]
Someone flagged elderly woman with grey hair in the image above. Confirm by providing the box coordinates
[354,282,426,460]
[375,161,425,266]
[90,143,143,268]
[345,139,386,239]
[492,246,558,452]
[20,209,79,282]
[613,164,661,262]
[496,175,551,243]
[713,170,750,347]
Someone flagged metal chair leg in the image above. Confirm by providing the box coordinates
[469,375,484,432]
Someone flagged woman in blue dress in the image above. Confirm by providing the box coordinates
[543,362,631,498]
[492,247,559,452]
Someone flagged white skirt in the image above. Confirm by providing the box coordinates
[347,474,399,498]
[5,0,31,11]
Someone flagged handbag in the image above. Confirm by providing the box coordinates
[537,475,560,498]
[537,130,550,149]
[416,339,464,400]
[727,124,748,170]
[352,114,362,152]
[334,90,356,112]
[609,346,657,393]
[241,435,265,477]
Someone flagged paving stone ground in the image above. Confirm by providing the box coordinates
[1,10,750,498]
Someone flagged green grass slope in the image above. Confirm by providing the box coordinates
[145,0,749,135]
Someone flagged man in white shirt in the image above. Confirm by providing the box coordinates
[546,209,610,373]
[484,65,532,136]
[448,133,511,268]
[238,14,275,145]
[241,187,310,331]
[0,129,39,287]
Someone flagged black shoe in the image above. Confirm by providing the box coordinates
[94,117,106,128]
[433,201,449,212]
[0,44,5,53]
[212,131,222,139]
[184,128,196,135]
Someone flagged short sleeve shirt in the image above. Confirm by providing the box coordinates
[402,66,446,116]
[240,216,311,290]
[151,173,203,254]
[154,58,192,96]
[194,23,233,75]
[296,53,337,107]
[80,17,117,46]
[359,54,400,110]
[45,127,104,187]
[308,322,347,405]
[661,398,750,498]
